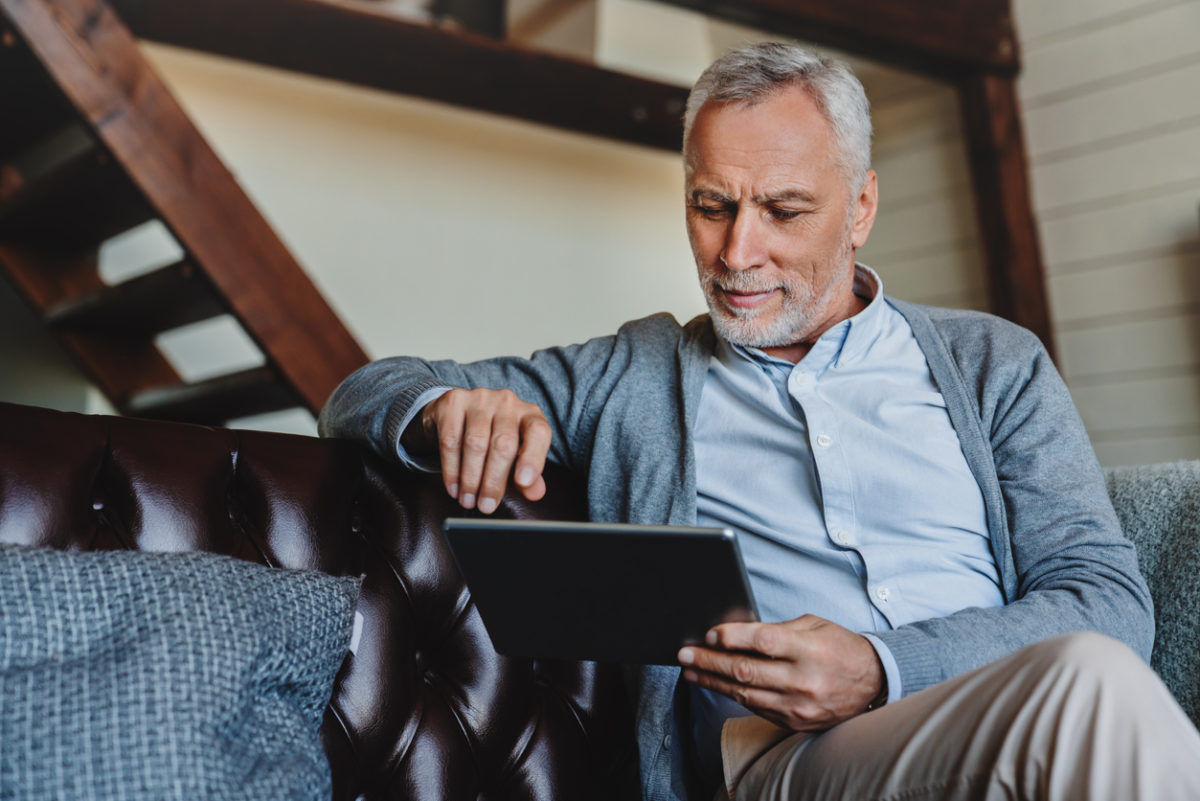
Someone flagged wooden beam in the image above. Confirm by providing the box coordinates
[510,0,590,42]
[106,0,689,152]
[431,0,507,38]
[958,73,1055,357]
[655,0,1019,79]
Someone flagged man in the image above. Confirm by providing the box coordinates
[320,43,1200,800]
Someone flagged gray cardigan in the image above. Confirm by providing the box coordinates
[319,298,1154,801]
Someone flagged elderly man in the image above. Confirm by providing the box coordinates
[320,43,1200,800]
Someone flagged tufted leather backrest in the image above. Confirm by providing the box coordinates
[0,401,637,800]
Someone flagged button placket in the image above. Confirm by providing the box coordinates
[796,376,858,566]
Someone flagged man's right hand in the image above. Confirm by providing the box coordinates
[407,388,551,514]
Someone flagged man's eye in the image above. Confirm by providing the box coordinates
[693,204,731,218]
[768,208,801,221]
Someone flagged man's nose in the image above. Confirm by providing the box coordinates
[720,208,767,271]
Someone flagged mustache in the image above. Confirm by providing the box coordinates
[704,270,784,295]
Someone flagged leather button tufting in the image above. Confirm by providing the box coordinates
[0,402,641,800]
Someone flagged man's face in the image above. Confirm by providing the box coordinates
[684,85,877,361]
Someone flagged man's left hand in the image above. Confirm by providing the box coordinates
[678,614,884,732]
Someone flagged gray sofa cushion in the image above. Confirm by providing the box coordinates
[0,546,360,801]
[1106,460,1200,726]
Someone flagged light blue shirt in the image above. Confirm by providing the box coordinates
[689,265,1004,789]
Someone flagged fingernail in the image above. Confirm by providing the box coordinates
[678,648,694,665]
[516,467,535,486]
[682,670,697,683]
[706,630,718,645]
[478,497,497,514]
[448,483,458,498]
[461,493,476,509]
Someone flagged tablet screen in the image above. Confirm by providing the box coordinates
[443,519,759,665]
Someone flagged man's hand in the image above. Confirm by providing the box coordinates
[678,615,885,732]
[407,388,551,514]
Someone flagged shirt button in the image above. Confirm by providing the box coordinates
[790,373,810,388]
[663,734,672,750]
[875,586,891,602]
[836,530,852,546]
[816,434,832,448]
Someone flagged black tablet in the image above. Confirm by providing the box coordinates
[442,518,759,665]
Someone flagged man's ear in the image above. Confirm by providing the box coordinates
[851,170,879,250]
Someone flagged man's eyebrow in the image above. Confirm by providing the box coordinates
[687,188,819,205]
[688,188,733,204]
[754,189,818,204]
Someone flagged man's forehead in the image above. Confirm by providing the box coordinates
[688,86,831,146]
[684,87,840,190]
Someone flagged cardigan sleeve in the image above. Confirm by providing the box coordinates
[317,334,623,472]
[317,313,694,476]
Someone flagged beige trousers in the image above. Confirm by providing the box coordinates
[720,633,1200,801]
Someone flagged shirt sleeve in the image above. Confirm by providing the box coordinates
[392,386,452,471]
[860,633,903,705]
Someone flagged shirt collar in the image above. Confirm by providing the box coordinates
[723,263,886,371]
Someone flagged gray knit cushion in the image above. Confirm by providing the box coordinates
[0,546,360,800]
[1105,460,1200,727]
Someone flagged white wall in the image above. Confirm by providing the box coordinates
[1014,0,1200,465]
[0,277,96,413]
[139,43,705,368]
[854,67,988,312]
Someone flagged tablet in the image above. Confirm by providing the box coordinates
[442,518,759,665]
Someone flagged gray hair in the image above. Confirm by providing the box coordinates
[683,43,873,188]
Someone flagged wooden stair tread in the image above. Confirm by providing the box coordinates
[122,366,301,426]
[45,260,226,336]
[0,146,153,249]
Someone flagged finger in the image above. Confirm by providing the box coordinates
[519,474,547,502]
[430,397,464,499]
[679,645,797,692]
[680,665,784,712]
[476,415,522,514]
[456,407,494,510]
[513,414,551,497]
[706,622,788,658]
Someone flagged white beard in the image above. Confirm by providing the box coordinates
[701,235,856,349]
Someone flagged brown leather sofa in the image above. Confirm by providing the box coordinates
[0,401,638,800]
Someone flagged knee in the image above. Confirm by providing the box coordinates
[1022,631,1148,685]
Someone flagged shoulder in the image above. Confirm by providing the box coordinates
[887,297,1072,439]
[613,311,704,341]
[888,298,1044,357]
[886,297,1050,387]
[605,312,713,358]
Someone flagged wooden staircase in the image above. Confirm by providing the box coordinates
[0,0,369,426]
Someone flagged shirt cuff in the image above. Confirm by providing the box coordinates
[860,632,903,706]
[394,386,453,472]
